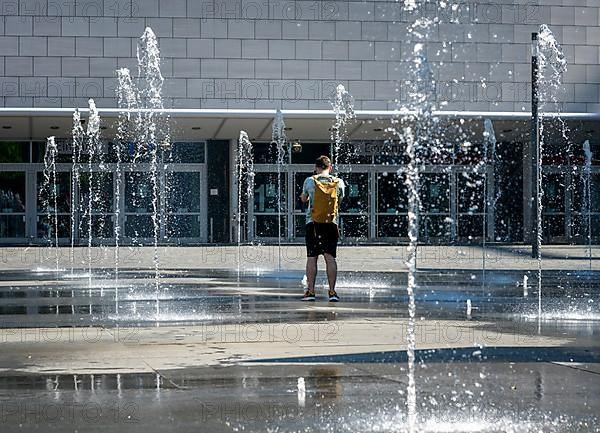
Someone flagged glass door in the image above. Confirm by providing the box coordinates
[568,169,600,243]
[36,171,72,241]
[124,169,160,242]
[337,171,369,241]
[541,170,566,243]
[293,169,314,239]
[163,142,206,242]
[376,170,408,239]
[165,170,204,240]
[0,171,27,240]
[77,170,115,241]
[291,168,370,241]
[455,168,487,242]
[420,171,452,242]
[252,171,287,240]
[124,168,206,243]
[263,163,495,243]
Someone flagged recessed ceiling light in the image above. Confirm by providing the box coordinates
[191,126,202,130]
[49,126,60,130]
[1,125,11,129]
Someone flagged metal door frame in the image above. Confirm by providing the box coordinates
[251,163,496,243]
[121,164,207,245]
[250,164,292,242]
[0,162,207,245]
[0,164,29,244]
[544,164,600,243]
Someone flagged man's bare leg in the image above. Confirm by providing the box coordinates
[306,257,318,292]
[323,253,337,292]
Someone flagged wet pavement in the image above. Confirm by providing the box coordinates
[0,265,598,432]
[1,245,598,273]
[0,362,598,432]
[0,267,598,327]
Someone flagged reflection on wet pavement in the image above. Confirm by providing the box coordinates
[0,268,598,432]
[0,362,597,432]
[0,269,598,331]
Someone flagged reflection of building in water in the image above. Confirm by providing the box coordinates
[302,310,338,323]
[0,373,166,392]
[310,367,342,401]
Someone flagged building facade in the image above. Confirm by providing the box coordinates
[0,0,598,245]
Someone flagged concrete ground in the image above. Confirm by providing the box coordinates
[0,318,580,375]
[0,246,598,432]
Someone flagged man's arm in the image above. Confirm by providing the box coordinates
[300,177,311,203]
[338,179,345,200]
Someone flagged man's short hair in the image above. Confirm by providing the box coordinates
[315,155,331,169]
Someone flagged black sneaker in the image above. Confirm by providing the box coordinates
[328,290,339,302]
[302,289,316,301]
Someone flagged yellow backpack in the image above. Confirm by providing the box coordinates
[311,175,339,223]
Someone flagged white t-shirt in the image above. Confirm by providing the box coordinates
[302,175,345,225]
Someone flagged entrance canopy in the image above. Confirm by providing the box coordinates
[0,108,598,142]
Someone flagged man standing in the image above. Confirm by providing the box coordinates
[300,155,345,302]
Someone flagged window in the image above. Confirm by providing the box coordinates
[0,141,29,163]
[291,142,331,164]
[167,142,206,163]
[377,172,408,238]
[252,142,288,164]
[0,172,26,238]
[36,172,72,239]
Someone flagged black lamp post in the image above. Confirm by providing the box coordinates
[531,32,540,258]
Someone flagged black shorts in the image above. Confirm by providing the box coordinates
[306,222,339,258]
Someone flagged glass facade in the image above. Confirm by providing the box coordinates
[0,138,598,244]
[0,140,207,243]
[456,171,485,240]
[36,171,71,239]
[420,173,451,241]
[0,171,26,238]
[339,172,369,239]
[166,171,203,239]
[253,172,287,238]
[249,140,600,244]
[572,172,600,240]
[377,172,408,238]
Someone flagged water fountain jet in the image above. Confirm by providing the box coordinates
[71,110,84,274]
[272,110,287,271]
[236,131,254,277]
[393,40,436,433]
[113,27,170,318]
[330,85,355,167]
[42,136,59,273]
[532,24,568,324]
[85,99,102,289]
